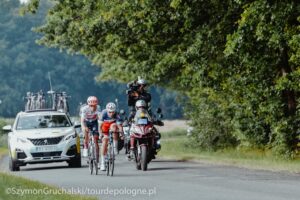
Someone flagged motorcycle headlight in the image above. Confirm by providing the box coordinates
[64,133,77,141]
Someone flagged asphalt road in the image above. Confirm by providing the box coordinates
[1,152,300,200]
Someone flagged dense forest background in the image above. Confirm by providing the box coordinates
[0,0,183,118]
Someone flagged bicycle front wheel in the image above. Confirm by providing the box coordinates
[106,155,110,176]
[110,149,115,176]
[94,144,98,175]
[89,145,94,175]
[108,144,115,176]
[89,158,93,175]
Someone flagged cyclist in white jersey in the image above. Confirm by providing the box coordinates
[81,96,101,160]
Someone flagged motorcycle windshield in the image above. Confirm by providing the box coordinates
[134,108,152,124]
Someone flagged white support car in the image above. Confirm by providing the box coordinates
[3,110,81,171]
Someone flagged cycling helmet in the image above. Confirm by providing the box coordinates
[135,100,147,109]
[106,102,116,112]
[87,96,98,106]
[137,78,147,86]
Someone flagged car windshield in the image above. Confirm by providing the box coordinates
[16,114,71,130]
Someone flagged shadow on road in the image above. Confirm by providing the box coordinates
[21,163,89,171]
[152,159,187,163]
[148,166,190,171]
[21,165,69,171]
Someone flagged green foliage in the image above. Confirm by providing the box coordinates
[24,0,300,157]
[0,172,97,200]
[0,119,6,136]
[0,0,182,118]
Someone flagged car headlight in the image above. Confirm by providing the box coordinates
[16,137,28,143]
[64,133,77,141]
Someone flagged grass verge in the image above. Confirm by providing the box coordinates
[0,147,8,160]
[0,133,8,160]
[0,172,97,200]
[159,129,300,173]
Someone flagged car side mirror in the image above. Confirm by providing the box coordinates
[156,108,162,114]
[74,124,81,129]
[74,121,81,129]
[2,125,12,132]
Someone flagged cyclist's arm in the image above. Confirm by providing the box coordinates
[98,120,103,134]
[116,114,123,125]
[80,112,87,133]
[98,110,104,136]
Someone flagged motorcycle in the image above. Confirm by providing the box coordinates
[130,108,163,171]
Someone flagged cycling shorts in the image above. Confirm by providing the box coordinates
[101,121,115,135]
[84,120,99,136]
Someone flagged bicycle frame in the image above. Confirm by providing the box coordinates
[88,131,98,175]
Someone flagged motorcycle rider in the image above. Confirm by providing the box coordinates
[99,102,123,171]
[80,96,101,165]
[127,77,152,121]
[128,100,153,160]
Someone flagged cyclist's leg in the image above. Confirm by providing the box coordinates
[101,134,109,156]
[117,124,124,142]
[100,122,110,170]
[100,134,108,170]
[90,121,100,163]
[83,121,89,149]
[93,135,99,162]
[110,123,119,153]
[84,129,89,148]
[101,122,110,156]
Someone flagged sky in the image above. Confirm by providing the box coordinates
[19,0,30,4]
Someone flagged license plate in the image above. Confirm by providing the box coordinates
[137,118,148,125]
[35,146,57,152]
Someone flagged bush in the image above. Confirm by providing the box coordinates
[0,119,6,136]
[186,95,238,151]
[0,119,8,148]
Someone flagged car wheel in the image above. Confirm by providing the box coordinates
[9,156,20,171]
[68,153,81,168]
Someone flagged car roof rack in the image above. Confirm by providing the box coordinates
[25,109,60,113]
[23,90,70,113]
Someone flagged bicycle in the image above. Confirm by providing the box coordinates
[87,128,99,175]
[24,92,32,111]
[47,91,70,113]
[56,92,70,113]
[36,90,46,109]
[106,130,115,176]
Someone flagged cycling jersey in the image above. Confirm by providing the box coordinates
[100,109,122,134]
[80,105,101,122]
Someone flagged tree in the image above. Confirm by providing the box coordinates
[24,0,300,156]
